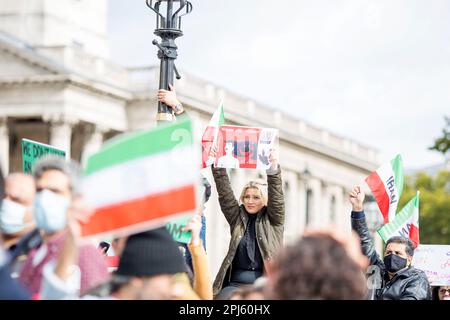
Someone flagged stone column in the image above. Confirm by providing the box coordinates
[81,125,106,166]
[49,121,74,159]
[0,118,9,174]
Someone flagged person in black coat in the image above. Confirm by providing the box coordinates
[349,185,431,300]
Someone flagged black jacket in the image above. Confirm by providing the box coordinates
[351,211,431,300]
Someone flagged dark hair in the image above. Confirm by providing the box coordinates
[385,236,415,257]
[268,235,367,300]
[431,286,442,301]
[99,241,110,254]
[202,177,211,203]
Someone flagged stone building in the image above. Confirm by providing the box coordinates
[0,0,383,275]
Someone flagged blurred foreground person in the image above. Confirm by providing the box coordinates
[19,155,108,297]
[0,168,30,300]
[265,228,368,300]
[0,173,36,250]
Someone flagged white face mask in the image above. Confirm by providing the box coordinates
[0,199,28,234]
[33,190,69,233]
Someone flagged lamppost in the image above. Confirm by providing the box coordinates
[146,0,193,124]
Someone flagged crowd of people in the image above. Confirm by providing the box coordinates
[0,88,447,301]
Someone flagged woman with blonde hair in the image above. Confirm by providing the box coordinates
[210,147,284,299]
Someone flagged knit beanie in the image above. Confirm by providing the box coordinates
[117,227,187,277]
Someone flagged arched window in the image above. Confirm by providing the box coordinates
[330,195,336,223]
[305,189,313,225]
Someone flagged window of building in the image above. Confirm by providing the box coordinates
[305,189,313,225]
[330,195,336,223]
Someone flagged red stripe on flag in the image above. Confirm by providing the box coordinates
[81,185,196,237]
[365,171,390,224]
[409,224,420,248]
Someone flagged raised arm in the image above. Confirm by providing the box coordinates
[211,167,240,226]
[349,186,383,268]
[184,215,213,300]
[266,149,284,226]
[210,145,240,226]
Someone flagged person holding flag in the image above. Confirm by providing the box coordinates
[349,185,430,300]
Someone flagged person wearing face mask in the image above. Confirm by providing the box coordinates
[210,146,284,299]
[18,155,109,298]
[0,173,36,250]
[0,168,30,300]
[432,285,450,301]
[349,185,431,300]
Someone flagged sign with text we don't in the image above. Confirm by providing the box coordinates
[413,245,450,286]
[214,126,278,170]
[21,139,66,174]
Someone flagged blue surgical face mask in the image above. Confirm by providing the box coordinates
[33,190,69,233]
[0,199,28,234]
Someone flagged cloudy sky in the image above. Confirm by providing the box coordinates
[108,0,450,170]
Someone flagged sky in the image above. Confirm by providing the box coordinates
[108,0,450,170]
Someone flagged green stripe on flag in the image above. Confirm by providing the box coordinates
[377,192,419,242]
[390,154,404,199]
[85,117,193,175]
[219,103,225,126]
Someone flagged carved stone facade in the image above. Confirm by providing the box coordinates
[0,0,383,276]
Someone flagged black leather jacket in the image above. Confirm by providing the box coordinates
[351,212,431,300]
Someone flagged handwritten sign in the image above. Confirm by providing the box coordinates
[21,139,66,173]
[214,126,278,170]
[166,215,192,244]
[412,245,450,286]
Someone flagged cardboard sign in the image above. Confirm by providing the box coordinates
[166,215,192,244]
[214,126,278,169]
[412,245,450,285]
[21,139,66,173]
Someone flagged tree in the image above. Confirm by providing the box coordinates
[399,170,450,244]
[429,116,450,159]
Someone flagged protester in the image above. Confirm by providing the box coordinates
[157,84,185,116]
[265,228,368,300]
[432,286,450,300]
[182,175,210,270]
[0,168,31,300]
[349,185,431,300]
[181,215,213,300]
[0,173,36,250]
[41,222,190,300]
[210,146,284,299]
[19,155,109,297]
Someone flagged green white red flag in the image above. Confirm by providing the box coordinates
[80,117,198,239]
[202,101,225,168]
[365,154,404,224]
[377,191,420,248]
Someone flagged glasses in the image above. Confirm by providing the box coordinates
[439,288,450,295]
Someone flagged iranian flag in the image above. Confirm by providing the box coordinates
[365,154,404,224]
[377,191,420,248]
[202,101,225,168]
[80,117,198,239]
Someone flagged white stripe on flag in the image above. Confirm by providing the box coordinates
[82,146,197,208]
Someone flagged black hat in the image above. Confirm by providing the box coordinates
[117,227,186,277]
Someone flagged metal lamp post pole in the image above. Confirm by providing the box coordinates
[146,0,192,124]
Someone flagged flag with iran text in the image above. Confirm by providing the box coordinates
[365,154,404,224]
[80,117,199,240]
[377,192,420,248]
[201,101,225,168]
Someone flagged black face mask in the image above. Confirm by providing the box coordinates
[384,254,408,273]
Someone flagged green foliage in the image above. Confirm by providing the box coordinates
[429,117,450,157]
[400,170,450,244]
